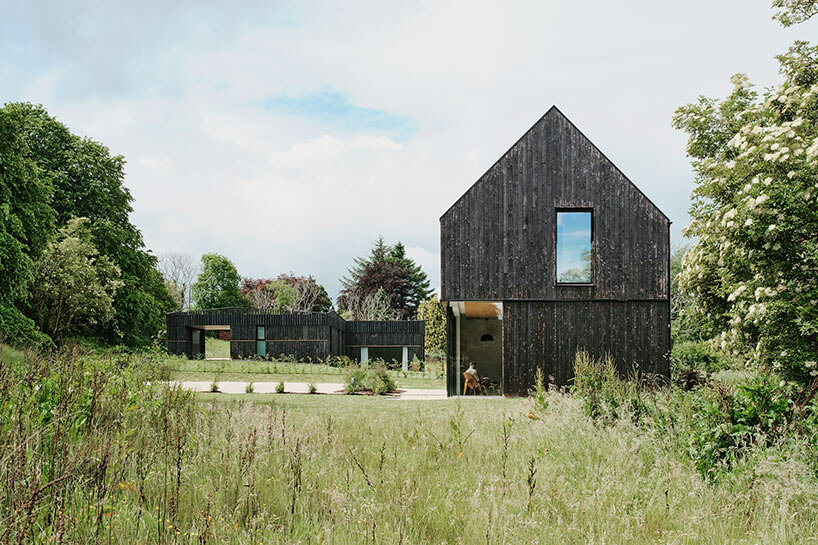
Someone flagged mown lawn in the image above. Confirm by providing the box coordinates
[163,352,445,389]
[204,337,231,359]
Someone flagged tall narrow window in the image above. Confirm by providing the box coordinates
[556,210,593,284]
[256,326,266,357]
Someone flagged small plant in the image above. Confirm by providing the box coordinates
[210,379,220,393]
[526,455,537,512]
[308,383,317,394]
[531,367,549,413]
[275,380,285,394]
[245,382,254,394]
[325,355,354,368]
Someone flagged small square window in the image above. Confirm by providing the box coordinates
[556,210,593,284]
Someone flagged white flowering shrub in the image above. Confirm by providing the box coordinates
[672,41,818,383]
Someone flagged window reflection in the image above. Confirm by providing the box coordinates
[556,211,592,283]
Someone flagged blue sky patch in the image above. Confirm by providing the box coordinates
[262,90,415,141]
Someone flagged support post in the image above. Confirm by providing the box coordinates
[360,347,369,367]
[401,346,408,372]
[454,303,462,396]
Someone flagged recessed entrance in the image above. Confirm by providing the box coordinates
[451,302,503,395]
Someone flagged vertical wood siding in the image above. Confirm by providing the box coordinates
[441,106,669,302]
[166,309,424,362]
[502,301,670,394]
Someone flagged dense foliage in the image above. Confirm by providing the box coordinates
[339,237,433,319]
[191,253,248,309]
[673,36,818,382]
[0,106,53,305]
[344,361,396,394]
[28,218,122,340]
[0,102,174,346]
[417,294,446,353]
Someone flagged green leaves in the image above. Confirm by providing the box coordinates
[418,295,446,353]
[0,102,175,346]
[339,237,433,319]
[29,217,123,340]
[673,39,818,383]
[191,253,248,309]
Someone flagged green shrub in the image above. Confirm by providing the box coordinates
[572,351,646,424]
[344,363,396,395]
[324,355,354,368]
[308,383,317,394]
[687,376,791,479]
[671,340,731,375]
[245,382,254,394]
[0,304,53,349]
[275,380,285,394]
[210,380,220,393]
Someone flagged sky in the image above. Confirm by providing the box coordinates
[2,0,816,301]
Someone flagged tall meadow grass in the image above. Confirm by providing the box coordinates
[2,345,817,543]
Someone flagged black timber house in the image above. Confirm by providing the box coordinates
[441,106,670,396]
[167,309,424,365]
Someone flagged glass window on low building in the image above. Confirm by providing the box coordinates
[256,326,266,357]
[556,210,593,284]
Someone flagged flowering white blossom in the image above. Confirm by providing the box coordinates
[727,285,747,302]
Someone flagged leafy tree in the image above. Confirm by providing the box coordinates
[1,102,175,344]
[192,254,247,309]
[670,244,713,344]
[266,278,296,311]
[339,237,433,319]
[772,0,818,26]
[418,294,446,353]
[0,105,54,306]
[672,8,818,382]
[28,218,122,340]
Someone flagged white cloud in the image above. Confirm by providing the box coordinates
[3,0,817,303]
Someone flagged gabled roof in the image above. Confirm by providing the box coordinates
[440,105,669,222]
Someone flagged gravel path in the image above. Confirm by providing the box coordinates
[173,381,447,400]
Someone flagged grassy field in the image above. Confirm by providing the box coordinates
[205,337,231,359]
[4,345,818,544]
[163,349,445,389]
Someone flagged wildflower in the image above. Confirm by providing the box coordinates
[727,285,747,302]
[744,218,753,226]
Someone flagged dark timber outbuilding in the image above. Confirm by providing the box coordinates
[167,309,424,366]
[441,106,670,396]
